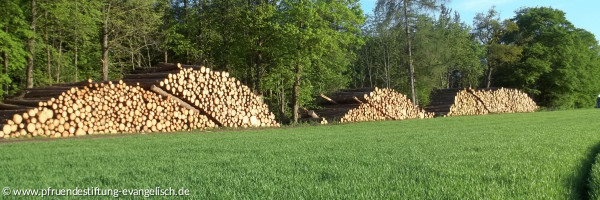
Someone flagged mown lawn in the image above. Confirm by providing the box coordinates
[0,109,599,199]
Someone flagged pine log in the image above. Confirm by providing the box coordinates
[2,99,44,107]
[0,104,34,110]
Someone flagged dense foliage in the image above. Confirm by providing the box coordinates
[1,1,599,123]
[494,7,600,109]
[358,4,600,109]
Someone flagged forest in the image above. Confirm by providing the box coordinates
[1,0,599,123]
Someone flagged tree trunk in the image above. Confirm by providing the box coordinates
[3,50,7,92]
[44,12,51,80]
[57,33,62,83]
[292,63,301,124]
[486,65,493,88]
[279,79,286,123]
[446,71,451,89]
[26,0,37,88]
[74,35,78,82]
[255,36,263,94]
[144,36,151,68]
[137,51,142,69]
[130,42,135,70]
[101,0,112,81]
[4,25,9,92]
[403,0,418,105]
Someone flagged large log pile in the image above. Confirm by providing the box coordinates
[339,103,387,123]
[365,88,434,120]
[123,62,279,128]
[1,80,216,139]
[425,87,537,117]
[310,88,432,123]
[340,88,433,123]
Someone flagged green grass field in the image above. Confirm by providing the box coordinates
[1,109,600,199]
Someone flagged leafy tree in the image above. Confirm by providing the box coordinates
[356,3,482,105]
[0,0,29,97]
[376,0,448,105]
[275,0,364,123]
[496,7,600,108]
[473,7,501,88]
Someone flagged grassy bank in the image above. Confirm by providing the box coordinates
[1,109,599,199]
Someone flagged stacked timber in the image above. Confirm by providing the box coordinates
[123,62,279,128]
[0,80,216,139]
[339,88,433,123]
[469,88,538,113]
[363,88,434,120]
[339,103,386,122]
[425,87,538,117]
[445,89,488,116]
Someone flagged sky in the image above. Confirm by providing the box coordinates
[359,0,600,40]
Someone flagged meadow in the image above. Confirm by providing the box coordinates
[0,109,599,199]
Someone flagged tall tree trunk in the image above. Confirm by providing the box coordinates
[486,65,493,88]
[3,25,8,93]
[130,44,135,70]
[3,50,7,93]
[73,1,78,82]
[137,52,142,69]
[384,42,391,88]
[292,62,301,124]
[56,44,60,83]
[74,35,78,82]
[183,0,188,21]
[57,34,62,82]
[255,36,263,95]
[56,54,60,82]
[446,71,451,89]
[26,0,37,88]
[101,0,112,81]
[161,0,169,64]
[144,36,151,68]
[279,79,287,123]
[403,0,417,105]
[292,21,303,124]
[44,11,51,80]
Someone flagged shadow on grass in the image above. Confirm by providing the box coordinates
[572,141,600,200]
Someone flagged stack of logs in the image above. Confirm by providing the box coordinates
[124,63,279,128]
[340,88,433,123]
[1,80,216,139]
[446,87,538,116]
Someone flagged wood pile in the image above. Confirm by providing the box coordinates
[123,62,279,128]
[340,88,433,123]
[425,87,537,117]
[1,80,216,139]
[339,103,386,123]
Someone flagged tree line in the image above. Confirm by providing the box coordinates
[1,0,599,124]
[354,1,600,109]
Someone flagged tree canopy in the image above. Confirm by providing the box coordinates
[494,7,600,108]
